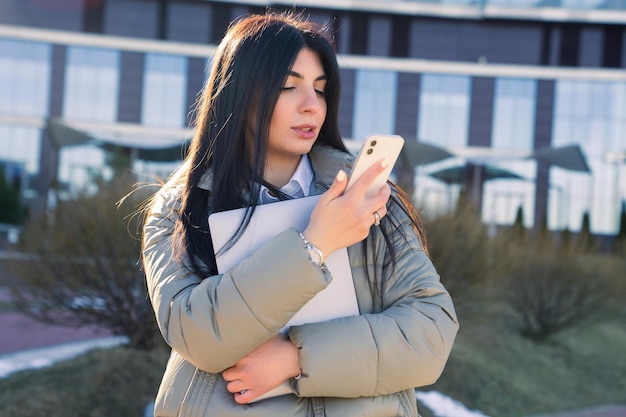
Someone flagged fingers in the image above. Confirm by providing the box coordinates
[227,383,256,404]
[372,202,389,227]
[225,378,245,394]
[234,389,254,404]
[362,183,390,229]
[366,182,391,221]
[222,335,300,405]
[224,374,255,404]
[222,366,237,382]
[319,169,347,203]
[304,162,392,254]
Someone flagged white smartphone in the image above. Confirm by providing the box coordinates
[346,134,405,198]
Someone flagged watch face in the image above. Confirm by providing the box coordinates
[308,249,322,264]
[307,246,323,265]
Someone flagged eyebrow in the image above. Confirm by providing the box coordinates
[288,70,327,81]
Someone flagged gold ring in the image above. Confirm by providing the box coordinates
[373,210,381,227]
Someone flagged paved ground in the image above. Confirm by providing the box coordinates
[0,285,112,355]
[0,310,113,356]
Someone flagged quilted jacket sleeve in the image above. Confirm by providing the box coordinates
[142,188,332,373]
[287,199,459,398]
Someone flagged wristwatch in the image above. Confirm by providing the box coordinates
[298,232,325,269]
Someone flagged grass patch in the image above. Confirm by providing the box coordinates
[0,346,169,417]
[424,301,626,417]
[0,301,15,313]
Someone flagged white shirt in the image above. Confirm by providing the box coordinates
[258,155,314,204]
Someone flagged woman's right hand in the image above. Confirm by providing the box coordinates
[302,159,392,259]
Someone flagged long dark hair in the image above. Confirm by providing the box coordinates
[172,12,348,277]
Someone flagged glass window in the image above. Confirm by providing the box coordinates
[133,160,182,182]
[561,0,605,9]
[487,0,541,6]
[484,78,537,228]
[63,47,120,122]
[141,54,188,128]
[57,145,109,198]
[415,74,471,215]
[0,125,42,194]
[0,125,41,175]
[418,74,470,148]
[0,40,51,117]
[352,69,398,140]
[485,0,608,8]
[551,80,626,234]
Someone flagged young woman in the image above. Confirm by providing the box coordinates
[142,12,458,417]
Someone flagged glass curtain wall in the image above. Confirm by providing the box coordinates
[0,39,49,194]
[415,73,471,214]
[0,126,42,195]
[133,53,189,180]
[63,47,119,122]
[141,53,187,128]
[352,69,398,141]
[550,80,626,234]
[483,78,537,228]
[60,46,120,196]
[0,39,50,117]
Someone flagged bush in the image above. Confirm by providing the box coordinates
[6,174,161,350]
[424,202,506,307]
[500,240,608,341]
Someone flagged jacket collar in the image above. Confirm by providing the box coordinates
[196,145,353,194]
[308,145,353,194]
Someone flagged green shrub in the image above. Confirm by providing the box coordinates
[499,237,610,341]
[425,202,503,306]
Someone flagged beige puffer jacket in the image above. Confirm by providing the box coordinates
[142,145,459,417]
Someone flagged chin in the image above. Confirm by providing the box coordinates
[293,142,316,155]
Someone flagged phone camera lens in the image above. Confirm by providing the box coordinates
[367,148,374,155]
[371,140,377,146]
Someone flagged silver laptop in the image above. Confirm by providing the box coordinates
[208,195,359,329]
[208,195,359,402]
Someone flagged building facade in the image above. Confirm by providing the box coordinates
[1,0,625,236]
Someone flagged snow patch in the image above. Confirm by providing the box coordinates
[417,390,491,417]
[0,336,128,378]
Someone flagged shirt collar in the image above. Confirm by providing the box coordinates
[196,145,353,195]
[258,155,314,203]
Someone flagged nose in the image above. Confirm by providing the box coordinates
[300,87,321,114]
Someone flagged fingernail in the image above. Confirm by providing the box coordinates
[381,159,390,168]
[336,170,346,182]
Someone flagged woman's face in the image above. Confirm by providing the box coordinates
[266,47,327,170]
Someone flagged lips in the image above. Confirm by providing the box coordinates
[292,125,317,139]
